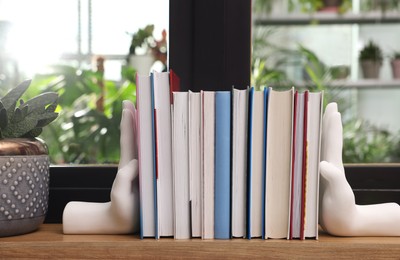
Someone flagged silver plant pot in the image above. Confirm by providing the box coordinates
[0,138,49,237]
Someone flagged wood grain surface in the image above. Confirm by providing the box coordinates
[2,224,400,258]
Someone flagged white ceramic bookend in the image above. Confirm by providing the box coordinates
[320,102,400,236]
[62,100,140,234]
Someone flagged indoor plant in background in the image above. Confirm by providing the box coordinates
[390,51,400,79]
[127,24,156,75]
[30,64,136,164]
[289,0,351,14]
[0,79,58,237]
[359,40,383,79]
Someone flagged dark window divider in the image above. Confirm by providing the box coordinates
[46,164,400,223]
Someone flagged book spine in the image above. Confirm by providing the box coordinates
[150,73,159,239]
[246,88,254,239]
[214,91,232,239]
[261,87,268,240]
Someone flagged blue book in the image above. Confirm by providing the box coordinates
[214,91,232,239]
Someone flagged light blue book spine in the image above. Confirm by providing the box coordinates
[214,91,232,239]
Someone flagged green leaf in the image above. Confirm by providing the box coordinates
[12,107,24,123]
[36,112,59,127]
[20,92,59,114]
[0,108,7,129]
[23,128,42,138]
[45,100,59,113]
[1,80,31,110]
[2,115,38,138]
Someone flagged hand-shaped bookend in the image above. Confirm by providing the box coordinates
[320,103,400,236]
[62,101,140,234]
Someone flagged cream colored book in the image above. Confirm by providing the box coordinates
[265,87,294,239]
[304,91,323,239]
[172,92,190,239]
[201,91,215,239]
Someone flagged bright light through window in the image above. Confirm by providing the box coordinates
[1,0,77,76]
[0,0,169,80]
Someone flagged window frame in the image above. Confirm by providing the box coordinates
[46,0,400,224]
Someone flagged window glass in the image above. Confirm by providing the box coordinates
[0,0,169,164]
[252,0,400,163]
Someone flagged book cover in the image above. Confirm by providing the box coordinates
[169,69,181,103]
[304,91,323,239]
[189,91,202,238]
[231,88,249,238]
[289,91,306,240]
[172,92,191,239]
[265,87,294,239]
[201,91,215,239]
[214,91,231,239]
[300,91,309,240]
[247,87,266,239]
[136,73,156,238]
[152,71,174,238]
[261,87,268,240]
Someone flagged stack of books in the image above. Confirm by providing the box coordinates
[136,70,323,240]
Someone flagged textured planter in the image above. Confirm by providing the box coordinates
[360,60,382,79]
[391,59,400,79]
[0,138,49,237]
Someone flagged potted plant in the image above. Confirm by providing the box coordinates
[359,40,383,79]
[127,24,156,74]
[390,51,400,79]
[0,80,58,237]
[292,0,351,14]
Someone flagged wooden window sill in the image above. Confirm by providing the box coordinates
[1,224,400,258]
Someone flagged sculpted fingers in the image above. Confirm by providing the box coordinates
[119,101,137,169]
[322,103,344,172]
[112,159,138,201]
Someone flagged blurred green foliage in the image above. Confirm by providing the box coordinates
[251,23,400,164]
[28,64,136,164]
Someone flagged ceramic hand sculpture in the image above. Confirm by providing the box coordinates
[63,100,139,234]
[320,102,400,236]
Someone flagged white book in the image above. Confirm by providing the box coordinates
[265,87,294,239]
[189,91,202,238]
[172,92,191,239]
[247,88,266,238]
[153,71,174,238]
[231,88,248,238]
[201,91,215,239]
[304,91,323,239]
[136,74,156,238]
[289,91,306,239]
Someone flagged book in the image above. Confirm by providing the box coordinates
[247,87,267,239]
[170,69,181,103]
[265,87,294,239]
[172,92,191,239]
[136,73,156,238]
[201,91,215,239]
[214,91,231,239]
[188,91,202,238]
[289,90,307,239]
[304,91,323,239]
[231,88,249,238]
[152,71,174,238]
